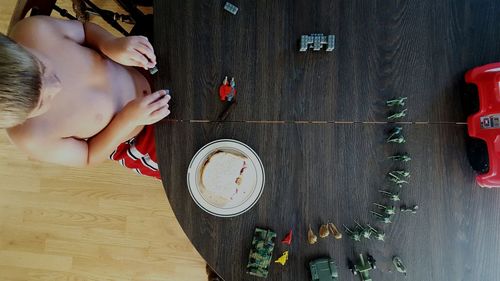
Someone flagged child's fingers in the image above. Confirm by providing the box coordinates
[148,95,170,112]
[143,90,165,104]
[150,105,170,120]
[131,52,149,68]
[138,36,155,52]
[134,45,156,67]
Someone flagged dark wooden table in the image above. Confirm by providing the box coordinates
[153,1,500,280]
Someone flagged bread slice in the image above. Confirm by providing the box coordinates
[201,151,250,200]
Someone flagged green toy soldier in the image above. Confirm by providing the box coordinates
[354,221,372,239]
[390,170,410,178]
[388,109,408,120]
[400,204,419,214]
[343,225,362,242]
[388,154,412,162]
[387,136,406,144]
[387,127,406,143]
[388,126,402,138]
[388,170,410,185]
[370,211,393,224]
[366,224,385,241]
[386,97,407,107]
[373,203,396,215]
[378,190,401,201]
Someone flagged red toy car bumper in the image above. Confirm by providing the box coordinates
[465,62,500,188]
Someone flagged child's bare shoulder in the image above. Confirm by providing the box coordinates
[7,119,57,152]
[10,16,83,48]
[10,16,55,43]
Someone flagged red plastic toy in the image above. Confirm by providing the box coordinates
[281,230,292,245]
[219,76,237,102]
[465,62,500,187]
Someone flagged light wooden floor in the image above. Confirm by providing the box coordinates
[0,1,206,280]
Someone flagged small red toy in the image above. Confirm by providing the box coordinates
[219,76,237,102]
[465,62,500,187]
[281,230,293,245]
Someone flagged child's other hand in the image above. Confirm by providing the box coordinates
[121,90,171,126]
[101,36,156,69]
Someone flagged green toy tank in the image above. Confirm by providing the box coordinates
[246,228,276,278]
[309,257,338,281]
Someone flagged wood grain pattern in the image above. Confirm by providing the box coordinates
[0,1,206,280]
[155,0,500,123]
[0,128,207,281]
[156,121,500,280]
[154,0,500,279]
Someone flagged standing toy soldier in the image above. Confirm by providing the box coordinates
[370,211,394,224]
[343,225,362,241]
[388,154,412,162]
[373,203,396,215]
[378,190,401,201]
[354,221,372,239]
[366,224,385,241]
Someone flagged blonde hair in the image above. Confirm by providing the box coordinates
[0,33,41,128]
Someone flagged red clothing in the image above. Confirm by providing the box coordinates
[110,125,161,180]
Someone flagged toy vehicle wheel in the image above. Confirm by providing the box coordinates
[466,137,489,174]
[367,254,376,269]
[347,259,356,275]
[462,83,480,118]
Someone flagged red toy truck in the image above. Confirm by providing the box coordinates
[465,62,500,188]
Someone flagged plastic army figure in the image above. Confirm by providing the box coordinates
[386,97,407,107]
[400,205,419,214]
[373,203,396,215]
[388,109,408,120]
[391,170,410,178]
[378,190,401,201]
[370,211,394,224]
[387,135,406,144]
[387,127,406,143]
[388,126,402,138]
[366,224,385,241]
[388,170,410,185]
[388,154,411,162]
[343,225,362,242]
[354,221,372,239]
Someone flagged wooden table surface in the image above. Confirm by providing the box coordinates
[153,0,500,280]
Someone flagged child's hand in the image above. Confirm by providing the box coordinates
[121,90,171,126]
[101,36,156,69]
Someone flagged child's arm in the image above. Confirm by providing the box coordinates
[86,90,170,165]
[82,22,157,69]
[12,16,156,69]
[8,91,170,167]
